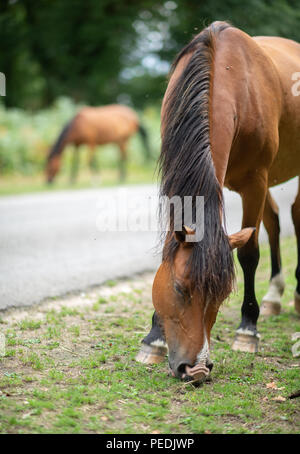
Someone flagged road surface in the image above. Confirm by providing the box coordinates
[0,178,298,310]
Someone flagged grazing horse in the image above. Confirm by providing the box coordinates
[136,21,300,384]
[45,104,151,183]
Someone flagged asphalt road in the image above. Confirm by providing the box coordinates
[0,178,298,310]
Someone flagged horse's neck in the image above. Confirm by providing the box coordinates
[210,92,236,189]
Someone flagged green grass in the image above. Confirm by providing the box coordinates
[0,237,299,434]
[0,162,158,196]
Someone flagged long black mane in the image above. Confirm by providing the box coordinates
[159,21,235,302]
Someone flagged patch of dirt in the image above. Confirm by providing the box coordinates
[1,272,154,324]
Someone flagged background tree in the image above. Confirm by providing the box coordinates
[1,0,300,109]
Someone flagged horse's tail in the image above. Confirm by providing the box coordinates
[47,119,73,163]
[138,123,151,162]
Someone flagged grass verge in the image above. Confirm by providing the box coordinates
[0,237,299,434]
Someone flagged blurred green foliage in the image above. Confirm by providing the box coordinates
[1,0,300,178]
[1,0,300,110]
[0,98,78,174]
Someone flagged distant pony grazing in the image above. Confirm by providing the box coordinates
[45,104,151,183]
[136,21,300,385]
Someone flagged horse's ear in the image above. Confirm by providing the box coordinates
[174,225,195,243]
[228,227,256,250]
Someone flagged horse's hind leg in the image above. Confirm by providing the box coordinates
[135,312,168,364]
[291,179,300,315]
[260,190,285,316]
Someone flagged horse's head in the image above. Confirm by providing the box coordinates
[45,153,61,184]
[153,225,254,384]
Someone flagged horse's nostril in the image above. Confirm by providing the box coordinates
[206,360,214,372]
[177,363,187,375]
[177,363,191,377]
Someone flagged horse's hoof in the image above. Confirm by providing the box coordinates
[232,329,260,353]
[294,291,300,315]
[135,343,167,364]
[260,300,281,316]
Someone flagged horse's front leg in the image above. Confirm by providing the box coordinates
[232,174,268,353]
[135,311,168,364]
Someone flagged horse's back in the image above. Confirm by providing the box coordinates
[69,105,139,145]
[253,35,300,103]
[253,37,300,185]
[86,105,139,124]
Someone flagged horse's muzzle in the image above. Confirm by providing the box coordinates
[182,363,210,384]
[169,358,213,384]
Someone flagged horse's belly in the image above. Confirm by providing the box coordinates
[268,143,300,186]
[97,119,137,144]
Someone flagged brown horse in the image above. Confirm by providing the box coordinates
[136,21,300,384]
[45,104,150,183]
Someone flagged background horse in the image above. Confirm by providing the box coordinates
[45,104,151,183]
[136,21,300,384]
